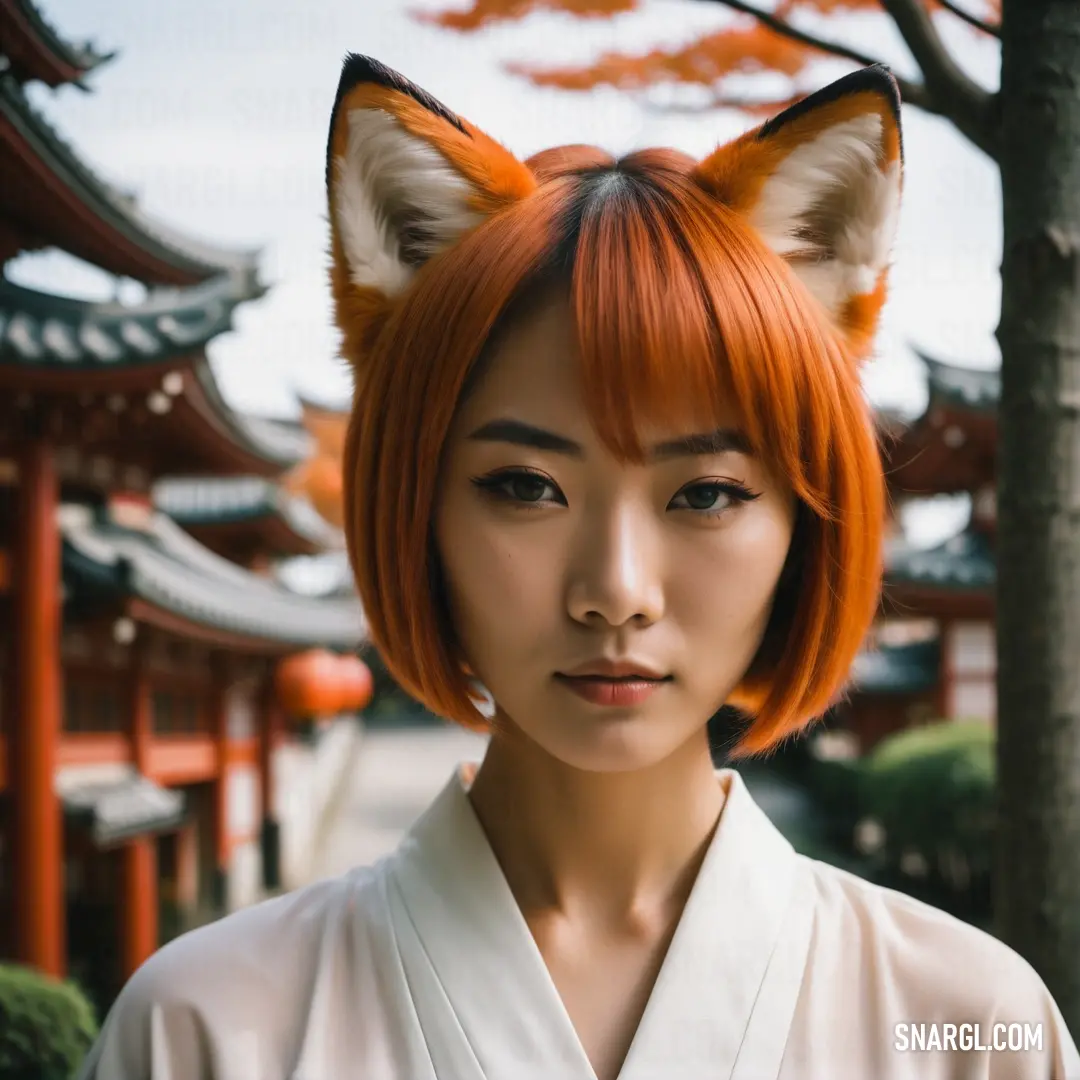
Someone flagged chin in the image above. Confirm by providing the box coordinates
[529,711,690,775]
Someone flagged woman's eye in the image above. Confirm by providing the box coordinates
[472,470,563,506]
[669,481,759,515]
[684,484,726,510]
[507,474,550,502]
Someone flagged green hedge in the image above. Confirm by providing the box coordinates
[794,720,996,924]
[860,719,995,873]
[0,964,99,1080]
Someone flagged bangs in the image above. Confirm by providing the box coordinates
[568,150,847,519]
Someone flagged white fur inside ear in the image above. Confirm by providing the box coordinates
[749,113,901,317]
[332,109,486,295]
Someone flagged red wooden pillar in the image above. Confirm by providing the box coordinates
[119,837,158,978]
[258,673,283,890]
[130,642,151,776]
[118,639,158,974]
[210,661,230,910]
[11,440,65,976]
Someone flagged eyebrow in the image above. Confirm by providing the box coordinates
[465,419,753,460]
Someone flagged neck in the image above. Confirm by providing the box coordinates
[466,723,726,928]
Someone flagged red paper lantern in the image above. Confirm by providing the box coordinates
[275,649,344,718]
[337,654,374,713]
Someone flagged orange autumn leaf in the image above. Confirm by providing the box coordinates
[418,0,998,24]
[507,24,816,94]
[416,0,999,108]
[413,0,638,31]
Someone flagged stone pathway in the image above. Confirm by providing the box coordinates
[312,723,489,880]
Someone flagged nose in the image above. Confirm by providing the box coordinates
[565,499,665,628]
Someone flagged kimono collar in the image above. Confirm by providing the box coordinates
[388,764,813,1080]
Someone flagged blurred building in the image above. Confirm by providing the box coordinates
[0,1,366,1017]
[842,354,998,749]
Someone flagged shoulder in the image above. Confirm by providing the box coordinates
[780,857,1080,1078]
[134,863,381,995]
[78,865,386,1080]
[801,855,1063,1025]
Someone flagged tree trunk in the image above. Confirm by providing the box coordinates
[995,0,1080,1039]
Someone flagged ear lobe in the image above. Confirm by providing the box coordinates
[325,55,536,358]
[692,65,903,358]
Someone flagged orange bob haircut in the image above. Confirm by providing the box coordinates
[325,55,904,755]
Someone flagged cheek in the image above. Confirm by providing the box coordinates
[435,499,561,647]
[671,509,793,638]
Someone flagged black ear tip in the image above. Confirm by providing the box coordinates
[756,62,903,144]
[865,63,902,104]
[324,52,470,195]
[830,63,902,113]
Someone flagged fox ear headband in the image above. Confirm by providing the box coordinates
[325,54,903,361]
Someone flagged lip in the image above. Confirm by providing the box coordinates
[553,659,672,709]
[557,658,669,680]
[554,673,669,708]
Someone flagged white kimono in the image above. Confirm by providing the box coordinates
[77,766,1080,1079]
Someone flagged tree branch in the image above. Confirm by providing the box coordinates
[684,0,882,69]
[877,0,999,158]
[936,0,1000,38]
[682,0,936,114]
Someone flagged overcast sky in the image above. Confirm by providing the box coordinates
[12,0,1001,429]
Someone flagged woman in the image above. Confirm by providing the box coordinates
[78,56,1079,1080]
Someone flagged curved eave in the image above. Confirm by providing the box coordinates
[61,504,367,652]
[881,356,998,496]
[297,390,350,417]
[0,75,258,284]
[184,514,327,559]
[0,357,305,481]
[0,0,115,87]
[849,639,940,696]
[885,528,995,593]
[0,271,263,369]
[185,368,311,474]
[913,348,999,415]
[153,477,339,557]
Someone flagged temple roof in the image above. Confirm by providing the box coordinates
[276,549,356,599]
[191,382,313,473]
[0,74,259,283]
[914,349,999,414]
[0,273,307,478]
[0,271,264,367]
[877,351,1000,497]
[849,637,940,695]
[153,476,341,553]
[61,503,366,650]
[59,769,186,848]
[886,525,995,591]
[0,0,115,87]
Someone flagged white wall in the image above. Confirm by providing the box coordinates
[946,620,996,722]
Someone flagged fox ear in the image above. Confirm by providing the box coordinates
[326,55,536,362]
[693,65,903,358]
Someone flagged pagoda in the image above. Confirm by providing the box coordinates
[0,1,365,1014]
[153,467,343,572]
[839,353,999,749]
